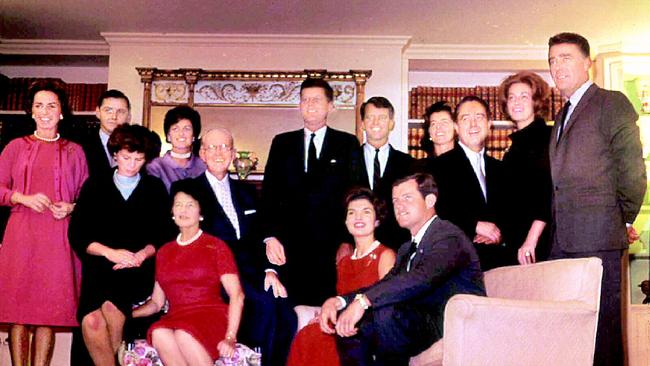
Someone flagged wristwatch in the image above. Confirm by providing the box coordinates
[354,293,370,310]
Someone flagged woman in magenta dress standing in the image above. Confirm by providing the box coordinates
[0,80,88,366]
[287,187,396,366]
[133,179,245,365]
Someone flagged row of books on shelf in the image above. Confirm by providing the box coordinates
[408,85,563,122]
[0,75,107,112]
[407,126,514,160]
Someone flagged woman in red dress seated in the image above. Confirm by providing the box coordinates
[133,180,245,365]
[287,187,396,366]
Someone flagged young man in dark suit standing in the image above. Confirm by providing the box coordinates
[432,96,510,270]
[321,173,485,365]
[81,89,131,177]
[354,96,412,249]
[547,32,646,365]
[261,78,360,307]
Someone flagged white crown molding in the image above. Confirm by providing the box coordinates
[597,42,650,54]
[101,32,411,48]
[0,38,109,55]
[404,43,548,60]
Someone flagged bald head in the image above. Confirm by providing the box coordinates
[199,127,236,180]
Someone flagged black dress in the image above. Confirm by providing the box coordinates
[501,118,552,261]
[68,173,172,320]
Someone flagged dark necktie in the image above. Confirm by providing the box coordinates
[308,133,317,173]
[373,148,381,192]
[557,101,571,142]
[405,240,418,272]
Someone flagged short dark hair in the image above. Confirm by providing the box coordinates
[498,71,551,121]
[107,124,157,161]
[393,173,438,198]
[25,79,72,118]
[421,101,454,152]
[548,32,590,58]
[170,179,205,215]
[343,186,388,225]
[454,95,490,122]
[300,78,334,102]
[163,105,202,143]
[97,89,131,110]
[360,96,394,120]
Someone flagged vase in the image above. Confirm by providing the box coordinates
[233,151,258,180]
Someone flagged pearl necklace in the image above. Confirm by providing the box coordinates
[177,229,202,246]
[113,171,140,190]
[33,131,60,142]
[170,151,192,159]
[351,240,381,260]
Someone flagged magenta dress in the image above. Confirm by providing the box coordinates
[0,136,88,327]
[148,232,239,361]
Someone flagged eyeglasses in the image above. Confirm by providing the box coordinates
[203,144,232,152]
[100,106,129,116]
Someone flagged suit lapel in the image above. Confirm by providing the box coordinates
[382,146,398,184]
[358,144,371,188]
[229,180,247,235]
[199,174,237,237]
[454,147,486,205]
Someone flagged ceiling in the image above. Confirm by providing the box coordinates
[1,0,649,50]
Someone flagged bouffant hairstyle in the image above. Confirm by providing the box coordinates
[343,187,388,226]
[107,124,158,162]
[498,71,551,121]
[24,79,72,118]
[420,101,454,152]
[163,105,202,143]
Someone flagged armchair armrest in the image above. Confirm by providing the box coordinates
[442,294,598,366]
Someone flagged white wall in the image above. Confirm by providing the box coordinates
[408,70,554,89]
[0,65,109,83]
[103,33,409,149]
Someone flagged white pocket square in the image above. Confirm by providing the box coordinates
[244,209,256,215]
[330,159,337,164]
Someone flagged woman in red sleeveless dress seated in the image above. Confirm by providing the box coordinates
[133,180,245,365]
[287,187,396,366]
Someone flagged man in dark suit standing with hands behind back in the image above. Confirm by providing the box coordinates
[547,32,646,366]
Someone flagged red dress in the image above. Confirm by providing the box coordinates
[148,232,239,361]
[287,244,390,366]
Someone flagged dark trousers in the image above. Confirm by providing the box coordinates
[336,304,441,366]
[238,282,297,366]
[550,248,623,366]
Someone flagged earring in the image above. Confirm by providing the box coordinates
[172,216,176,220]
[60,114,64,120]
[32,114,36,119]
[199,216,204,221]
[429,137,433,141]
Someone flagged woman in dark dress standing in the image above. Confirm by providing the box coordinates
[69,124,171,365]
[498,71,553,265]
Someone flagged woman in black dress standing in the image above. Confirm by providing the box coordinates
[498,71,553,265]
[69,124,171,365]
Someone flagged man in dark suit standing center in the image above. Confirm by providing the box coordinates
[547,32,646,366]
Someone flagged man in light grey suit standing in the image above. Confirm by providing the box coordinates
[548,32,646,366]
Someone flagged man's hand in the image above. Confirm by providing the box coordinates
[627,226,640,244]
[475,221,501,244]
[265,237,286,265]
[336,243,353,264]
[319,297,341,334]
[264,271,288,298]
[335,299,365,337]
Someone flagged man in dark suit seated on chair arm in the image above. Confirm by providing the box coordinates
[320,173,485,366]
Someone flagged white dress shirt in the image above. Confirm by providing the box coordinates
[363,143,390,190]
[205,170,240,239]
[458,141,487,201]
[303,126,327,172]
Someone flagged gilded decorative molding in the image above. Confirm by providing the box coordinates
[152,81,189,103]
